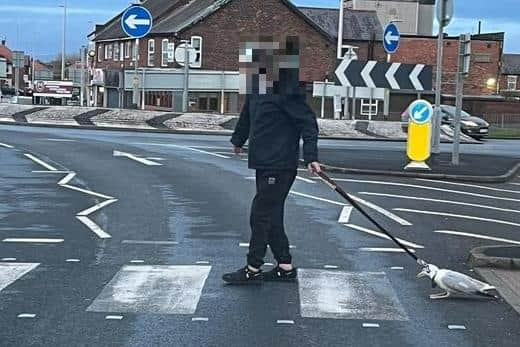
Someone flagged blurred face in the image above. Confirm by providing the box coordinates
[239,36,300,95]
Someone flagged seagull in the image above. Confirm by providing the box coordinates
[417,264,498,300]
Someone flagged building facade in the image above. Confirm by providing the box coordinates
[500,53,520,97]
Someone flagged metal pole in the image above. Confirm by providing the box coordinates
[14,67,19,97]
[351,87,356,120]
[452,35,467,165]
[182,41,190,113]
[220,70,225,114]
[337,0,344,60]
[133,39,139,108]
[61,0,67,81]
[80,46,85,106]
[320,79,327,118]
[141,68,145,110]
[384,53,391,120]
[432,1,446,154]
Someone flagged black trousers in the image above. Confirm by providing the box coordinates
[247,169,297,269]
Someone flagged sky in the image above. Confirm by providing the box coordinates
[1,0,519,61]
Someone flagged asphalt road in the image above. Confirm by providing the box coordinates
[0,124,519,347]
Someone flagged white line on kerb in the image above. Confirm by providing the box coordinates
[295,176,315,184]
[345,224,424,249]
[1,258,17,261]
[434,230,520,245]
[359,248,415,253]
[24,153,58,171]
[394,208,520,228]
[330,178,520,203]
[196,261,210,265]
[2,238,64,243]
[77,199,118,216]
[416,179,520,194]
[76,216,112,239]
[17,313,36,319]
[0,142,14,148]
[359,192,520,215]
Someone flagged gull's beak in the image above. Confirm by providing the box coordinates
[416,269,427,279]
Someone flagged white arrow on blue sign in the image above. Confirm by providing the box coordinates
[408,99,433,124]
[383,23,400,54]
[121,5,153,39]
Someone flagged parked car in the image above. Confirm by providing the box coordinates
[402,104,489,140]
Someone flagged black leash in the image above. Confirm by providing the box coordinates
[317,171,426,267]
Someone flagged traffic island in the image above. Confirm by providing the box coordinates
[319,149,520,182]
[469,246,520,315]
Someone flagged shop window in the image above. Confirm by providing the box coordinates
[209,97,218,111]
[190,36,202,68]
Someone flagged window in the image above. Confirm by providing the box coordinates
[120,42,124,61]
[148,39,155,66]
[190,36,202,68]
[161,39,169,67]
[98,45,103,62]
[125,41,131,59]
[507,75,518,90]
[132,40,137,61]
[114,42,120,61]
[474,54,491,63]
[105,44,113,60]
[167,43,175,63]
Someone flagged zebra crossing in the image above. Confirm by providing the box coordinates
[0,262,409,323]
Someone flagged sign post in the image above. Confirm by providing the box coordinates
[432,0,454,154]
[175,42,197,113]
[452,33,471,165]
[12,51,25,98]
[405,99,434,170]
[383,22,401,119]
[121,5,153,109]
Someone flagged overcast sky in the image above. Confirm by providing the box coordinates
[1,0,518,60]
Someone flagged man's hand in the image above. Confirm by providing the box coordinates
[233,146,243,155]
[307,161,322,175]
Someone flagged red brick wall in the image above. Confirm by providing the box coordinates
[392,37,502,95]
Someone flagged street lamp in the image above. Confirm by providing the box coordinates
[59,0,67,81]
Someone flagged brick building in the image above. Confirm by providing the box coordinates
[500,54,520,97]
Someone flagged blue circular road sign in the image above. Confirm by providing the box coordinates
[383,23,400,54]
[408,100,433,124]
[121,6,153,39]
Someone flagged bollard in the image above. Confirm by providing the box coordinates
[405,100,434,170]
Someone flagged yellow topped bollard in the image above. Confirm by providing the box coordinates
[405,99,434,170]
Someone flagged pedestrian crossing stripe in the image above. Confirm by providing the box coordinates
[0,263,40,292]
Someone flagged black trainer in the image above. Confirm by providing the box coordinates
[264,266,297,282]
[222,266,264,285]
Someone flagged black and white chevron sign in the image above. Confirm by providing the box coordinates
[335,59,433,91]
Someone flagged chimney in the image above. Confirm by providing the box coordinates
[1,39,5,46]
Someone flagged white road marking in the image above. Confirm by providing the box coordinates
[87,265,211,314]
[359,192,520,215]
[183,146,231,159]
[338,206,353,223]
[192,317,209,322]
[146,157,165,161]
[214,151,234,156]
[57,172,76,185]
[17,313,36,319]
[0,263,40,292]
[359,248,415,253]
[121,240,179,245]
[448,325,466,330]
[44,138,76,142]
[77,199,118,217]
[61,184,115,200]
[2,238,64,243]
[66,259,81,263]
[434,230,520,245]
[130,260,145,264]
[105,315,124,320]
[324,265,339,269]
[76,216,112,239]
[264,262,274,266]
[188,146,231,150]
[390,267,404,270]
[290,191,345,206]
[1,258,17,261]
[239,242,250,247]
[298,269,408,320]
[245,176,256,180]
[113,150,163,166]
[135,143,232,159]
[276,320,295,324]
[345,224,424,249]
[196,261,210,265]
[416,178,520,194]
[0,142,14,148]
[296,176,315,184]
[24,153,58,171]
[394,209,520,228]
[32,170,71,174]
[297,168,308,172]
[330,178,520,203]
[510,183,520,186]
[362,323,380,328]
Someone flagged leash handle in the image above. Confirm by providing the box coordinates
[317,171,420,263]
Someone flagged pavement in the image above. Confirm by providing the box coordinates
[319,148,520,182]
[1,124,520,347]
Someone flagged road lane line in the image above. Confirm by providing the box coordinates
[134,143,231,159]
[17,313,36,319]
[184,146,231,159]
[0,142,14,148]
[510,183,520,186]
[58,172,76,185]
[121,240,179,245]
[448,325,466,330]
[32,170,71,174]
[61,184,115,200]
[105,315,124,320]
[1,258,17,261]
[362,323,380,328]
[77,199,118,216]
[276,320,295,325]
[416,179,520,194]
[359,192,520,215]
[130,260,145,264]
[434,230,520,245]
[394,209,520,228]
[330,178,520,203]
[192,317,209,322]
[359,248,415,253]
[295,176,315,184]
[66,259,81,263]
[24,154,58,171]
[338,206,353,223]
[43,138,76,142]
[345,224,424,249]
[113,150,163,166]
[2,238,64,243]
[289,191,345,206]
[390,267,404,270]
[324,265,339,269]
[196,261,210,265]
[76,216,112,239]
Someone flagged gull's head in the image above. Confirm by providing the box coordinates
[417,264,439,279]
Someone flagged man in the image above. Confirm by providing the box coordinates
[222,36,321,285]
